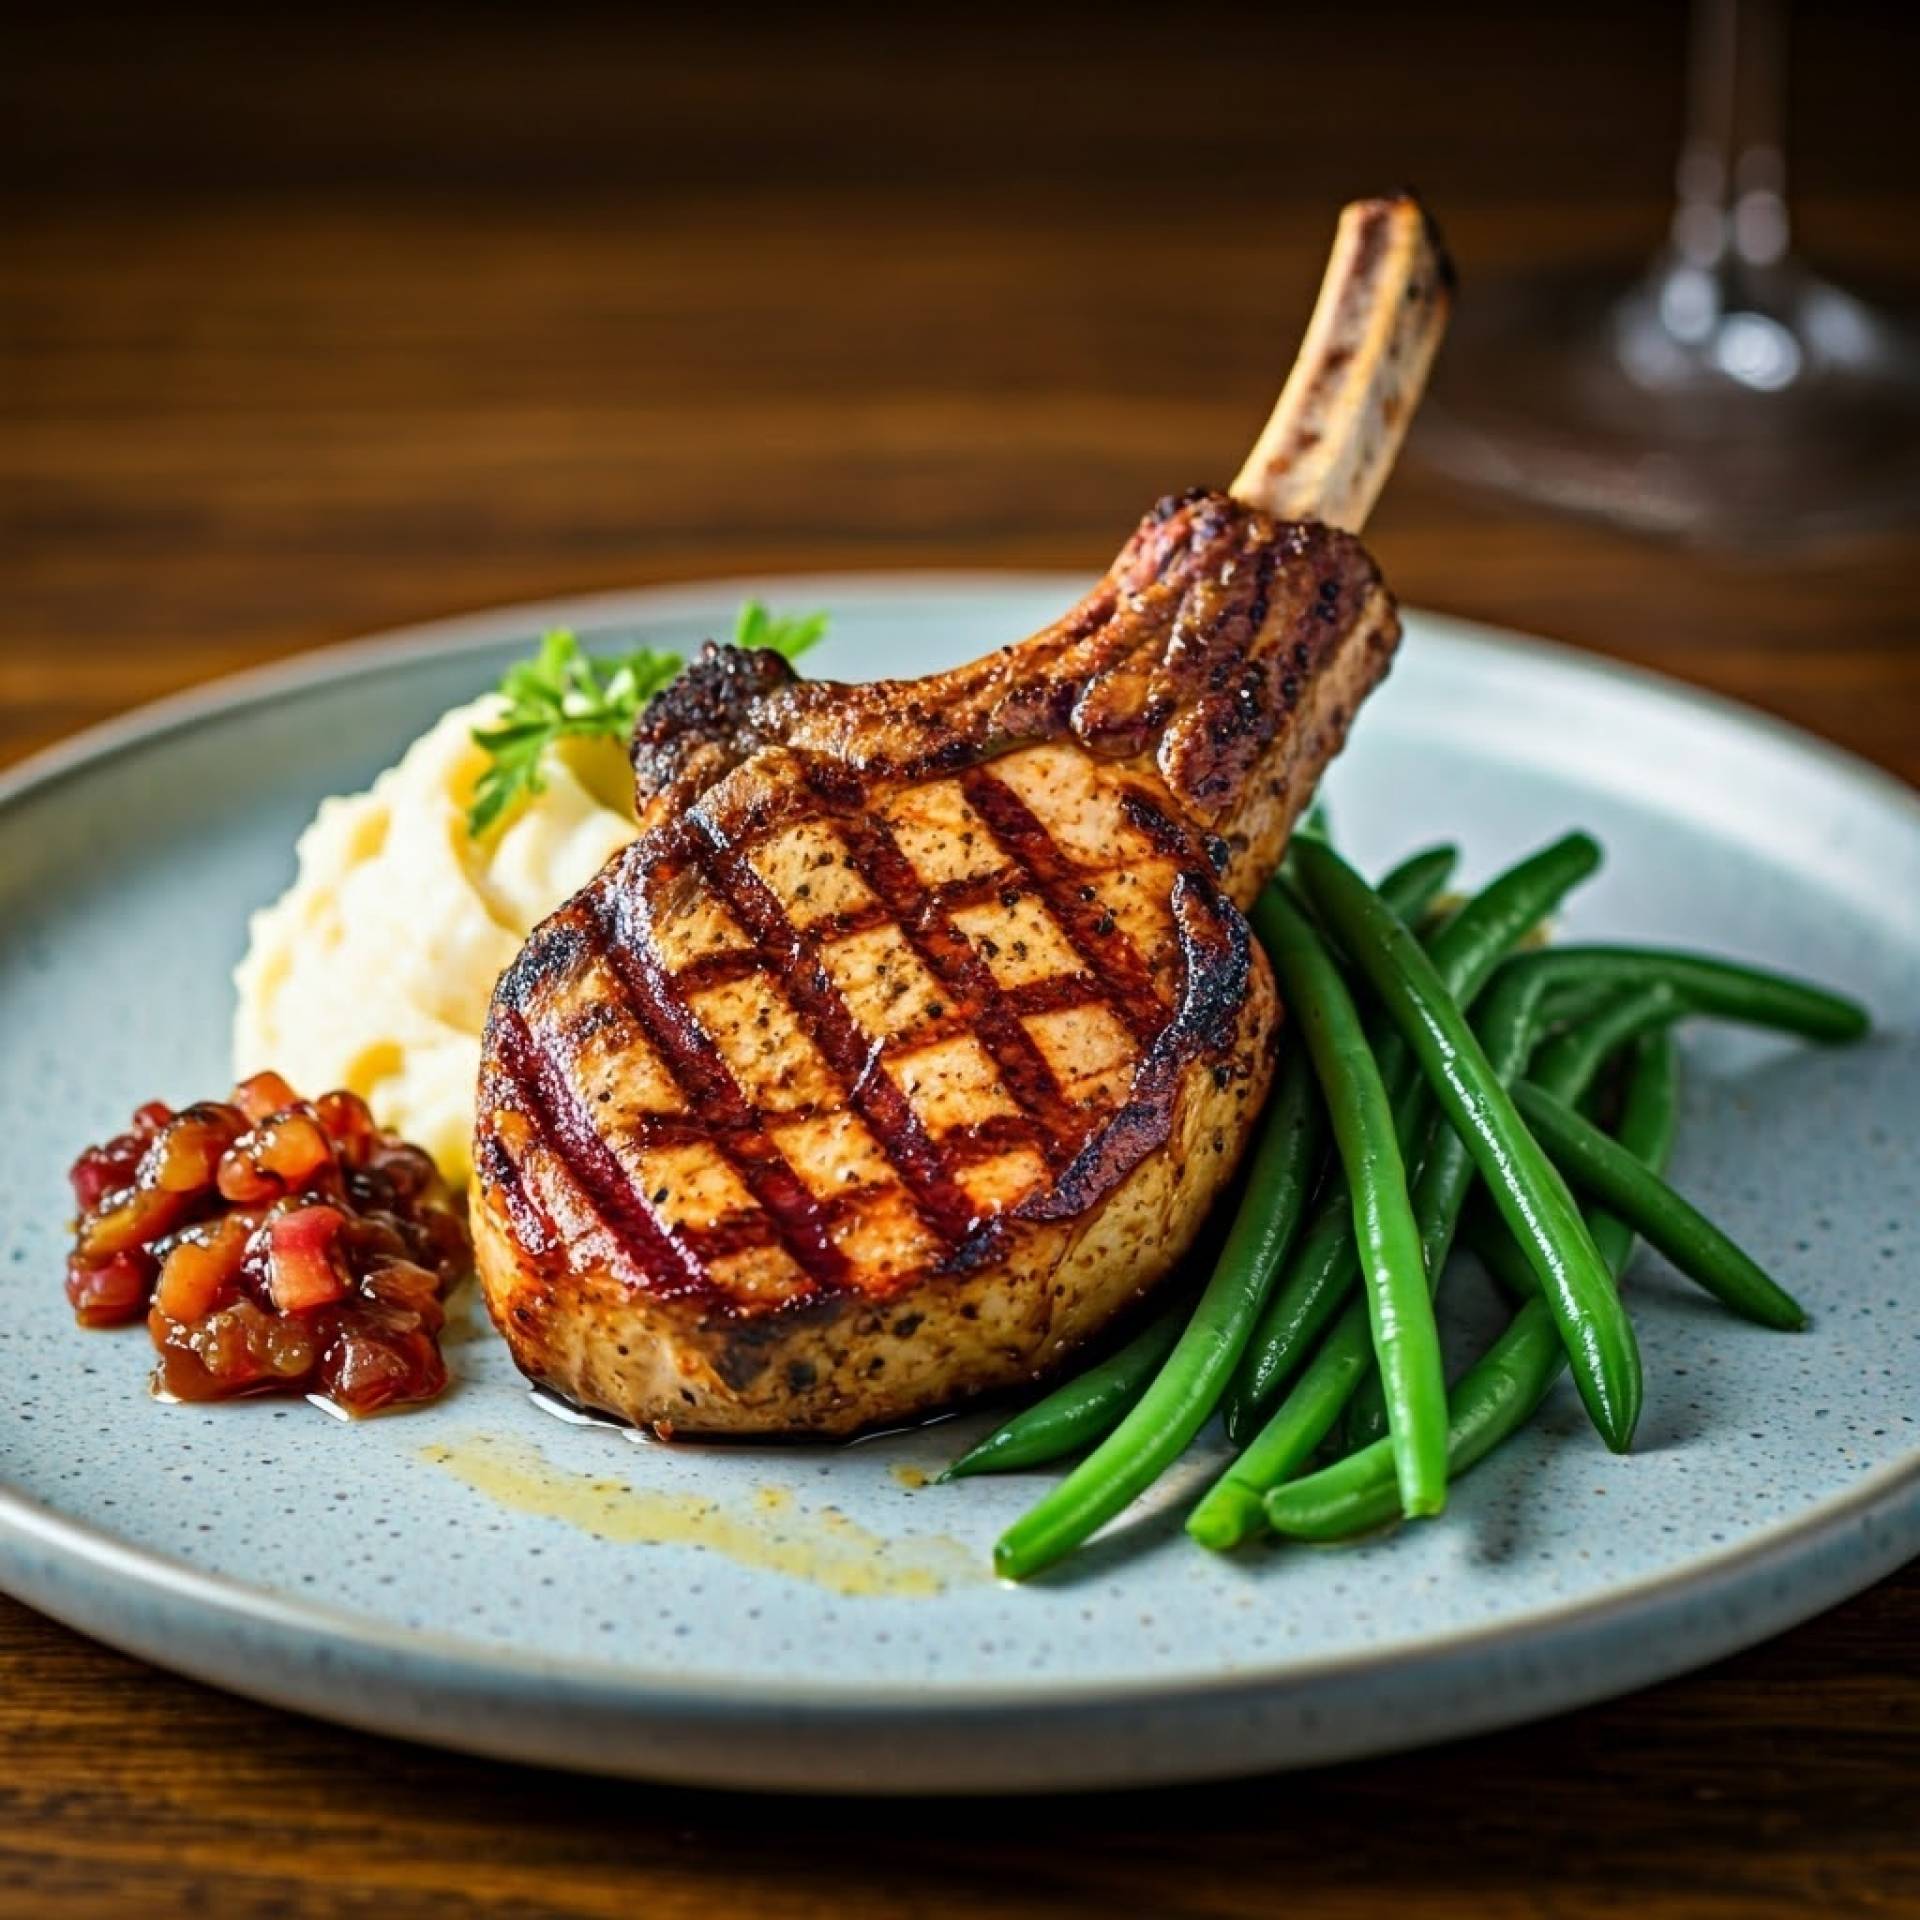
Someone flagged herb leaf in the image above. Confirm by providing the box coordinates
[466,602,827,837]
[733,598,829,662]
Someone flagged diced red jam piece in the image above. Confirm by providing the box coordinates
[363,1258,444,1319]
[264,1205,349,1312]
[154,1215,250,1323]
[314,1089,375,1166]
[66,1250,157,1327]
[215,1148,279,1206]
[232,1071,300,1124]
[366,1140,438,1203]
[154,1298,314,1399]
[217,1108,336,1204]
[321,1312,446,1416]
[258,1111,333,1185]
[78,1184,190,1259]
[142,1103,245,1194]
[69,1136,144,1212]
[345,1210,412,1267]
[64,1077,469,1419]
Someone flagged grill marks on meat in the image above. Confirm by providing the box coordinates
[485,732,1245,1316]
[475,490,1392,1431]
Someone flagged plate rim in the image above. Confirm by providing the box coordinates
[3,570,1917,1735]
[0,1401,1916,1718]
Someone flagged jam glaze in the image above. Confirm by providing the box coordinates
[64,1073,471,1417]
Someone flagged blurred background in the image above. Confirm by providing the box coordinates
[5,0,1917,776]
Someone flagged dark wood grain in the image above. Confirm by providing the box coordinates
[3,4,1917,1915]
[0,1572,1915,1920]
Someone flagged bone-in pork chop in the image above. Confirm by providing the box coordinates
[472,197,1451,1434]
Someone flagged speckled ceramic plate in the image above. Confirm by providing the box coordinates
[2,577,1916,1794]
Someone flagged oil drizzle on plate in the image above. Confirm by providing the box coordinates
[420,1433,981,1598]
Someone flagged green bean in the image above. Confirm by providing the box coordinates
[1219,833,1601,1445]
[1468,1217,1542,1300]
[1254,887,1448,1516]
[1189,1295,1373,1547]
[1219,1195,1350,1449]
[1196,946,1570,1548]
[1292,838,1643,1453]
[1413,960,1574,1259]
[1586,1032,1679,1277]
[1460,940,1859,1308]
[1193,836,1603,1547]
[1340,1101,1515,1453]
[1264,1033,1680,1542]
[1215,877,1455,1455]
[938,1299,1188,1480]
[1529,983,1684,1106]
[1458,943,1861,1318]
[1341,980,1680,1449]
[1263,1301,1565,1541]
[1418,833,1604,987]
[1476,1030,1682,1299]
[1535,977,1632,1034]
[1372,844,1460,923]
[1189,1305,1381,1549]
[1493,946,1868,1045]
[1512,1078,1808,1330]
[1294,846,1458,1103]
[990,1038,1321,1581]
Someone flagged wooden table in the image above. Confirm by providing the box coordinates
[4,6,1916,1914]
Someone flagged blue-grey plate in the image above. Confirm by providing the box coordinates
[2,577,1916,1793]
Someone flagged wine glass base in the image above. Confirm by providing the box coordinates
[1415,264,1920,548]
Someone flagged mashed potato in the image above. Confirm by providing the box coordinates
[233,697,640,1186]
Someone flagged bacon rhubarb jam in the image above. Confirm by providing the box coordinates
[64,1072,471,1415]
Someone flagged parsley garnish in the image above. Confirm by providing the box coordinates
[732,599,830,663]
[465,599,826,837]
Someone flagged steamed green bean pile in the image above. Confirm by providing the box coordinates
[942,826,1869,1582]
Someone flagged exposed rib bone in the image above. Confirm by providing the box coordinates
[1231,195,1452,533]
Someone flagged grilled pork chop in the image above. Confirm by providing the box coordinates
[473,196,1451,1435]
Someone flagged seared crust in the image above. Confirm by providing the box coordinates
[631,492,1396,908]
[473,491,1399,1434]
[629,640,800,826]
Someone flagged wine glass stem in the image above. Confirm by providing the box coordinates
[1675,0,1790,275]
